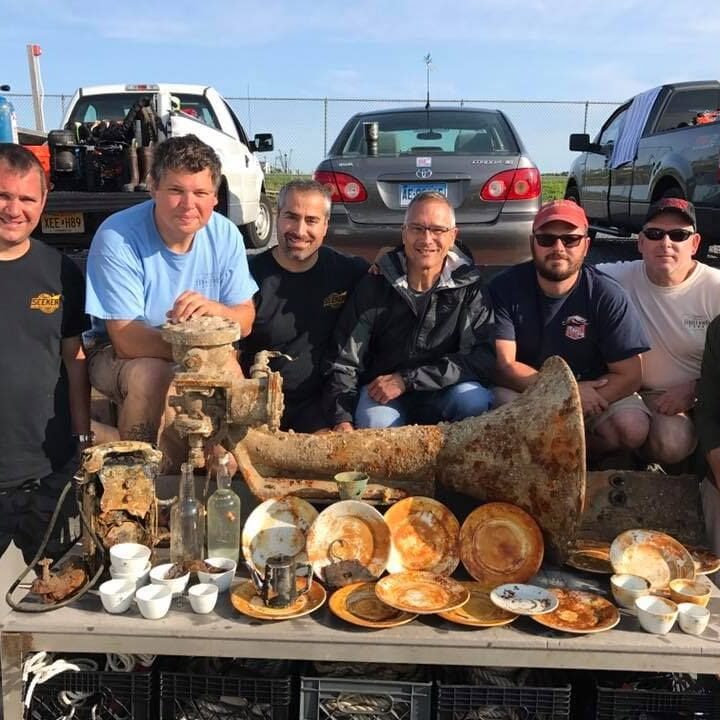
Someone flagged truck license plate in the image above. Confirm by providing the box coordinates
[399,183,448,207]
[41,212,85,234]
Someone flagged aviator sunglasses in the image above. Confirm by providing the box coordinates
[533,233,586,248]
[642,227,695,242]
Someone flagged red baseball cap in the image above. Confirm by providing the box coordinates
[532,199,589,233]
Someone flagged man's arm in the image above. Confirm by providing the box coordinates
[494,338,539,392]
[653,379,697,416]
[167,293,255,337]
[106,320,173,361]
[594,354,642,403]
[61,336,91,437]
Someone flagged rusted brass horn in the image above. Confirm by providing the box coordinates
[230,356,585,562]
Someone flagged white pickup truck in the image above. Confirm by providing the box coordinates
[35,83,274,250]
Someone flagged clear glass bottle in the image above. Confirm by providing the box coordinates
[206,453,241,563]
[170,462,205,563]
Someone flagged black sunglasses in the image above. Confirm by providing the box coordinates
[642,227,695,242]
[533,233,585,248]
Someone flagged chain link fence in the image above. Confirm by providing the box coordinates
[6,92,621,174]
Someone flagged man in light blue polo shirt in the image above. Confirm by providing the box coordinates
[85,135,256,464]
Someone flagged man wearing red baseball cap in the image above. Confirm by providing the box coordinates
[489,199,651,458]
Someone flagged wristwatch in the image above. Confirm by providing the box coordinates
[74,432,95,443]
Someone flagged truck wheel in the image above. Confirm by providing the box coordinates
[241,193,275,249]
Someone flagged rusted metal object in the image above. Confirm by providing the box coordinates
[30,558,88,605]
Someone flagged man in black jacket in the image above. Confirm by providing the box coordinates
[324,191,495,430]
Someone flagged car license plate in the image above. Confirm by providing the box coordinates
[41,212,85,234]
[399,182,448,207]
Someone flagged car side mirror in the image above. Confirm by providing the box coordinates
[252,133,274,153]
[569,133,593,152]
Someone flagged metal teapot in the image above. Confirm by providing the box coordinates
[247,554,312,609]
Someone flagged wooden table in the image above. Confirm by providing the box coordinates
[2,578,719,717]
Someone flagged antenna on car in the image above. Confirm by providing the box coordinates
[417,53,442,141]
[424,53,432,110]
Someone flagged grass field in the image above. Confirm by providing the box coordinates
[265,173,567,203]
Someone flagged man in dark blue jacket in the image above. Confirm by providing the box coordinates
[324,192,495,429]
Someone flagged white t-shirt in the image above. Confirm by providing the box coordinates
[595,260,720,390]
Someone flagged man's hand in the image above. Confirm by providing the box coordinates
[652,381,696,416]
[578,378,609,417]
[368,373,406,404]
[333,422,354,432]
[167,291,219,323]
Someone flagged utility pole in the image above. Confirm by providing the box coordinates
[26,43,45,132]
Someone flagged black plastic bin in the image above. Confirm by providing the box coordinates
[436,681,571,720]
[159,671,292,720]
[300,675,433,720]
[25,669,153,719]
[596,684,720,719]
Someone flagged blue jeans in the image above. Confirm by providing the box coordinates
[355,381,494,429]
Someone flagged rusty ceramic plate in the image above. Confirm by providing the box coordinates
[490,583,558,615]
[242,496,318,574]
[306,501,391,586]
[531,588,620,634]
[230,579,326,621]
[610,529,695,590]
[329,582,418,628]
[459,502,544,590]
[374,571,470,614]
[685,545,720,575]
[565,543,613,574]
[383,496,460,575]
[437,582,518,627]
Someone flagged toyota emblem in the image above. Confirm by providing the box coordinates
[416,168,433,179]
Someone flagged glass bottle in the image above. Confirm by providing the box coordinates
[170,462,205,563]
[206,453,241,563]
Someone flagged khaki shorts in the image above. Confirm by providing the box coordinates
[586,392,651,433]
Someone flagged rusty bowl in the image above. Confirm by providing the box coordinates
[669,578,711,608]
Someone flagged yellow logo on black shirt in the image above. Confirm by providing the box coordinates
[30,293,61,314]
[323,291,348,309]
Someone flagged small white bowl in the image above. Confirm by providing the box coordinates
[99,578,136,614]
[635,595,678,635]
[197,557,237,593]
[188,583,219,614]
[135,584,172,620]
[610,574,650,609]
[110,561,151,590]
[109,543,152,575]
[150,563,190,596]
[677,602,710,636]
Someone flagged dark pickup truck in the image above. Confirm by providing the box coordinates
[565,80,720,254]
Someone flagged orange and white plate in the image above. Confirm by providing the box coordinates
[230,579,326,621]
[375,571,470,615]
[565,542,612,574]
[460,502,544,590]
[610,529,695,590]
[329,582,417,628]
[685,545,720,576]
[383,497,460,575]
[530,588,620,634]
[437,582,518,627]
[242,496,318,575]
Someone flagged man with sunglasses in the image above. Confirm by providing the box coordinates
[490,199,651,459]
[324,191,495,430]
[596,198,720,466]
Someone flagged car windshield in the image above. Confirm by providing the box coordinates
[338,110,518,156]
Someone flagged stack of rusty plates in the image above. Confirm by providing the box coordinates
[459,502,544,590]
[329,581,417,628]
[230,579,326,621]
[437,581,518,627]
[383,497,460,575]
[375,571,470,615]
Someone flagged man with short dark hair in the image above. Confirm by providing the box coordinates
[324,191,495,430]
[0,143,89,564]
[240,179,368,432]
[490,199,651,457]
[85,135,257,459]
[597,198,720,465]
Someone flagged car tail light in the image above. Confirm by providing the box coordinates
[479,168,541,201]
[313,170,368,203]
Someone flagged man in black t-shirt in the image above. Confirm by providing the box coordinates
[0,144,90,565]
[489,199,651,458]
[240,180,368,432]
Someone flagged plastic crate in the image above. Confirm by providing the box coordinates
[436,681,571,720]
[159,671,292,720]
[300,675,432,720]
[26,669,152,719]
[596,684,720,719]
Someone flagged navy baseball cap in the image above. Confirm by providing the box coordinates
[645,198,696,228]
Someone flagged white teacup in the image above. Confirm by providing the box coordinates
[99,579,135,614]
[109,543,151,575]
[110,561,152,591]
[610,574,650,609]
[197,558,237,593]
[635,595,678,635]
[135,584,172,620]
[677,602,710,636]
[150,563,190,596]
[188,583,219,614]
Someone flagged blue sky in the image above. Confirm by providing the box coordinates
[3,0,720,172]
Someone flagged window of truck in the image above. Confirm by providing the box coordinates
[595,105,628,148]
[654,88,720,133]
